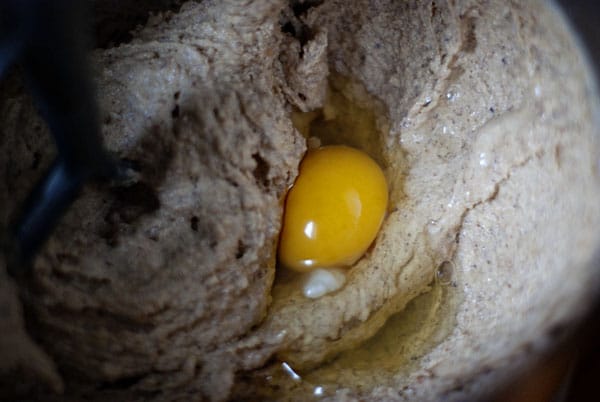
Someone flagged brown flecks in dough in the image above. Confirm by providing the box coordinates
[460,14,478,53]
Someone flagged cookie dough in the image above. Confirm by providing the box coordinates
[1,1,599,401]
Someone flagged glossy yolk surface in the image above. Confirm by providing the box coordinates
[278,145,388,272]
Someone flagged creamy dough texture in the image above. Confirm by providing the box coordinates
[1,0,600,401]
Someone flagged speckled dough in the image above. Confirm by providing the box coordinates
[1,1,307,399]
[1,0,600,401]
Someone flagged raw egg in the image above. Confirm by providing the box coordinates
[278,145,388,272]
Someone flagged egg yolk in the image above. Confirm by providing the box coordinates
[278,145,388,272]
